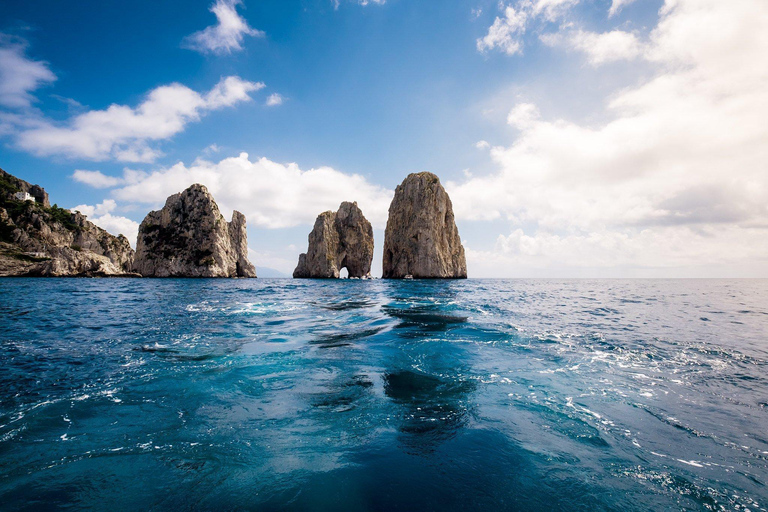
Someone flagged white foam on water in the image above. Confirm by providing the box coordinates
[230,301,307,315]
[565,396,603,419]
[185,301,220,312]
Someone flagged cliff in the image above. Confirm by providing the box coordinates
[382,172,467,279]
[132,184,256,277]
[0,170,136,277]
[293,201,374,278]
[1,168,50,207]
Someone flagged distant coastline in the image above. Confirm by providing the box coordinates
[1,169,468,279]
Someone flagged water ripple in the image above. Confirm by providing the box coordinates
[0,278,767,511]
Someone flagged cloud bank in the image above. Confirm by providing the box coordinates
[76,153,394,231]
[458,0,768,276]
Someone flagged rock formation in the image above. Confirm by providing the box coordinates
[0,169,136,277]
[1,168,50,207]
[132,184,256,278]
[293,201,374,278]
[382,172,467,279]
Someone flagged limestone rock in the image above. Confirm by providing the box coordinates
[293,211,338,279]
[1,168,50,207]
[228,211,255,278]
[293,201,374,278]
[132,184,256,278]
[27,246,139,277]
[382,172,467,279]
[0,170,136,277]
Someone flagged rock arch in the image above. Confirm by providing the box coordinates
[293,201,374,278]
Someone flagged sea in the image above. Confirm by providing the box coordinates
[0,278,767,511]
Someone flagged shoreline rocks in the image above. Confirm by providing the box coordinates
[132,184,256,278]
[382,172,467,279]
[0,169,136,277]
[293,201,374,278]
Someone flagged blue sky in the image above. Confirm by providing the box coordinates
[1,0,766,277]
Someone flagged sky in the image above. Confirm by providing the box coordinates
[0,0,766,277]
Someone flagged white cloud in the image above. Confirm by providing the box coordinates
[72,168,149,188]
[506,102,540,128]
[14,76,263,162]
[454,0,768,276]
[72,169,124,188]
[465,225,768,277]
[475,140,491,150]
[0,34,56,108]
[103,152,393,229]
[203,143,221,155]
[72,199,118,218]
[265,93,284,106]
[531,0,580,21]
[542,29,642,65]
[477,0,581,56]
[71,199,140,246]
[182,0,264,55]
[205,75,262,107]
[334,0,385,8]
[477,5,528,55]
[609,0,637,17]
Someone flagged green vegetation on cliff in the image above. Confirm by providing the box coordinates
[0,174,20,196]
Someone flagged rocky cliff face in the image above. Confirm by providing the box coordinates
[293,201,374,278]
[0,171,136,277]
[132,184,256,277]
[1,168,50,207]
[382,172,467,279]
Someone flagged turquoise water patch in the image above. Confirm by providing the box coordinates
[0,278,767,510]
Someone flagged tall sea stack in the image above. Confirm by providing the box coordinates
[382,172,467,279]
[293,201,374,278]
[132,184,256,277]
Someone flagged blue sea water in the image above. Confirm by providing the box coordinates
[0,278,767,511]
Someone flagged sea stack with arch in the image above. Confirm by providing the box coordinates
[382,172,467,279]
[293,201,374,278]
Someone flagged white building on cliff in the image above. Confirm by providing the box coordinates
[13,191,35,202]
